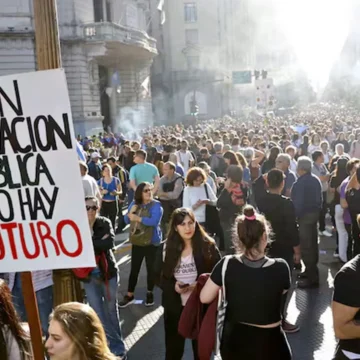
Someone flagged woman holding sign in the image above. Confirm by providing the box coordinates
[98,164,122,230]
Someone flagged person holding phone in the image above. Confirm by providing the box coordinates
[97,164,122,230]
[154,208,221,360]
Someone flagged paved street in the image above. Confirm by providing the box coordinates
[114,230,341,360]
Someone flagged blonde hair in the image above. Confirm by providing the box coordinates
[49,302,117,360]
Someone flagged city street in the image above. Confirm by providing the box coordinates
[114,229,341,360]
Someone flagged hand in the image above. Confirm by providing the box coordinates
[193,199,203,210]
[110,191,117,196]
[129,205,138,214]
[101,189,108,195]
[175,281,190,294]
[293,252,301,265]
[201,199,210,205]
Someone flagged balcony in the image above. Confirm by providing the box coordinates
[81,22,157,65]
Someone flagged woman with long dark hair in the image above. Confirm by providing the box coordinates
[0,279,32,360]
[223,151,240,167]
[200,205,292,359]
[154,208,221,360]
[261,146,282,174]
[120,182,163,308]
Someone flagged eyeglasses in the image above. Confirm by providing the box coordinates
[143,188,152,193]
[86,206,98,211]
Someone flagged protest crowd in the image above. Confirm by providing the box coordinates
[3,103,360,359]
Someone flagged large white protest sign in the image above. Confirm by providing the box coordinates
[0,69,95,272]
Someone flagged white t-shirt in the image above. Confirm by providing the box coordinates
[82,174,100,198]
[182,183,217,223]
[290,159,297,173]
[174,253,198,306]
[176,150,194,174]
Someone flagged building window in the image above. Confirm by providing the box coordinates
[187,56,200,70]
[184,3,197,23]
[94,0,104,22]
[185,29,198,45]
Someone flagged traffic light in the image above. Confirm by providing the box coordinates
[190,100,199,116]
[262,70,268,79]
[254,70,260,80]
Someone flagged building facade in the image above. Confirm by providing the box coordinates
[150,0,299,123]
[0,0,157,135]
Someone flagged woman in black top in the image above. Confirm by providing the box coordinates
[154,208,221,360]
[261,146,281,174]
[200,205,292,360]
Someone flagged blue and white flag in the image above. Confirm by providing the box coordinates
[76,141,87,162]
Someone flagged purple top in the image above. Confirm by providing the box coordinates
[340,177,351,224]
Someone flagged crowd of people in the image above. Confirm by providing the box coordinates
[2,103,360,359]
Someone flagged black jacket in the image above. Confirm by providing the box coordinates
[154,240,221,315]
[91,216,118,280]
[253,176,299,257]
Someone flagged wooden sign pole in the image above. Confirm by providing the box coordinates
[20,273,44,360]
[21,1,62,359]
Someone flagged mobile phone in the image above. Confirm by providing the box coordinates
[179,283,190,289]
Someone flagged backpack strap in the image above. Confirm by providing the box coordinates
[221,255,232,304]
[204,183,210,200]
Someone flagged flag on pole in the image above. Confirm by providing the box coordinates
[76,141,87,162]
[157,0,166,25]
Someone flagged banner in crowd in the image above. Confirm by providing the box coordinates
[0,69,95,272]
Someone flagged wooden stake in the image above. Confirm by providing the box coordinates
[21,273,44,360]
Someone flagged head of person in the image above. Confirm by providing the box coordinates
[0,280,31,360]
[134,182,153,205]
[163,162,176,178]
[198,161,211,175]
[46,302,117,360]
[303,135,309,145]
[213,142,224,154]
[335,157,350,181]
[335,143,344,156]
[163,208,215,278]
[132,141,140,151]
[311,134,320,146]
[91,152,101,163]
[346,158,360,177]
[268,146,281,162]
[206,140,213,151]
[275,154,291,172]
[236,152,248,168]
[297,156,312,177]
[285,145,296,159]
[101,163,112,178]
[185,167,207,187]
[337,132,345,141]
[79,161,88,177]
[107,156,117,169]
[200,148,210,160]
[226,165,243,184]
[320,140,329,153]
[312,150,324,164]
[134,149,147,164]
[266,168,285,192]
[180,140,188,151]
[85,196,99,222]
[223,151,240,166]
[234,205,269,258]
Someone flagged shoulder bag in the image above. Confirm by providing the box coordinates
[129,202,155,246]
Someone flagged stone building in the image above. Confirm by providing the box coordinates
[0,0,157,135]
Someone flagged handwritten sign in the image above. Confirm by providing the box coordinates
[0,69,95,272]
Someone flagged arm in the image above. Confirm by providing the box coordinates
[93,219,115,251]
[129,167,137,191]
[332,301,360,339]
[153,175,160,195]
[164,178,184,200]
[291,182,304,217]
[252,149,265,165]
[141,202,163,227]
[124,201,135,224]
[200,278,220,304]
[182,186,191,209]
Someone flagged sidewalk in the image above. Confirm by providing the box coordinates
[114,231,341,360]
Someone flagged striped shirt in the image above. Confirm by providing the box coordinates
[7,271,53,292]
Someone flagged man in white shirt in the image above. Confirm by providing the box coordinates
[176,140,194,175]
[80,161,102,204]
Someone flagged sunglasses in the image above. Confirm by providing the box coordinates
[86,205,98,211]
[143,188,152,193]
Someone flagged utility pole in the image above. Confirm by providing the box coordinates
[32,0,82,308]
